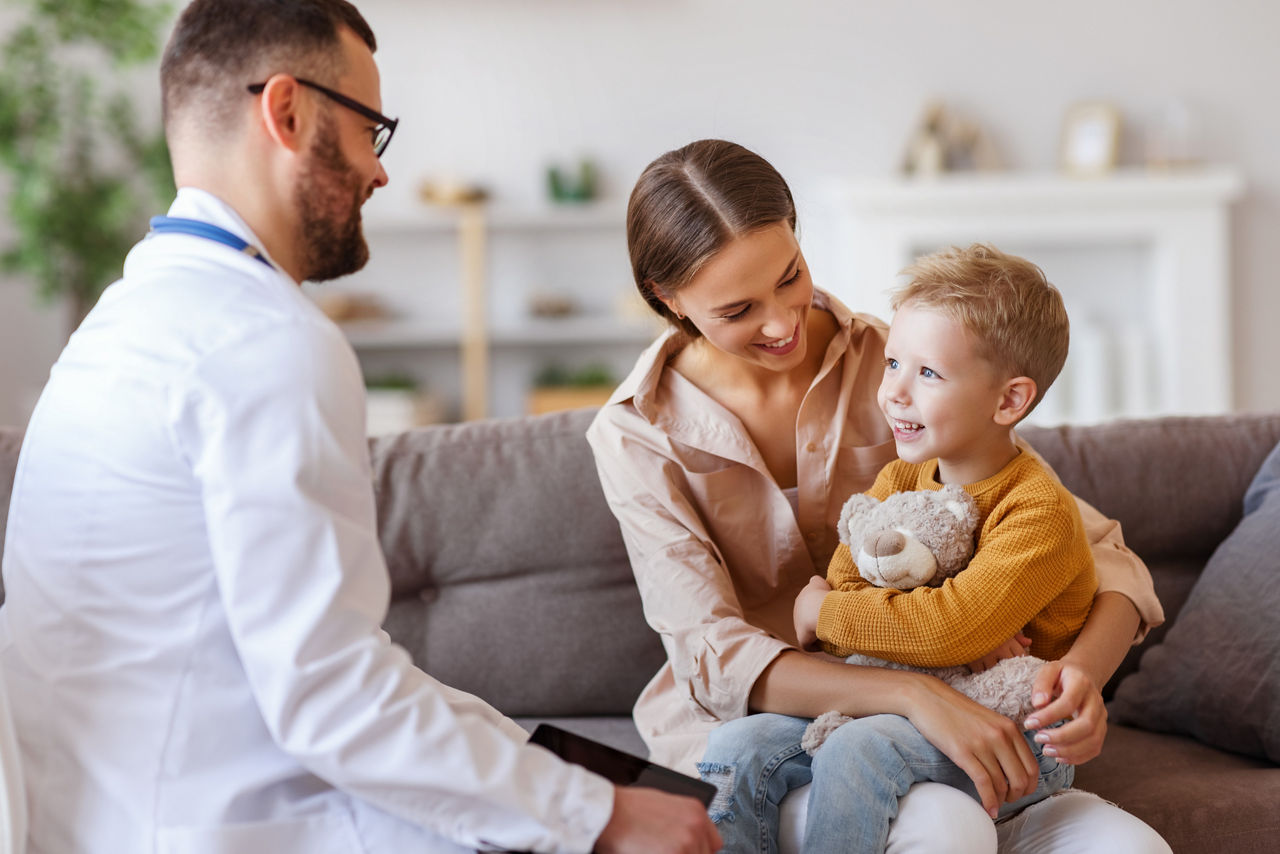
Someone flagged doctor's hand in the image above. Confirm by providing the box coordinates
[793,575,832,651]
[595,786,721,854]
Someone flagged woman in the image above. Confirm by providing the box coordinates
[586,139,1169,853]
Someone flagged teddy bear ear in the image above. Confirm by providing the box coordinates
[838,493,880,545]
[939,484,980,532]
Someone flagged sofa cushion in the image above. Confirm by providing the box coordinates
[369,408,666,717]
[1109,437,1280,763]
[1074,724,1280,853]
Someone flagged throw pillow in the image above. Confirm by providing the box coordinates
[1110,438,1280,762]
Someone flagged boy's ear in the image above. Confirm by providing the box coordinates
[993,376,1037,426]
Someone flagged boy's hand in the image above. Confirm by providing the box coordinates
[965,632,1032,673]
[793,575,831,651]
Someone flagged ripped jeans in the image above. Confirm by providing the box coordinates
[697,713,1073,854]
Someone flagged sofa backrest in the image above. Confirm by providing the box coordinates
[4,411,1280,715]
[368,408,665,716]
[1023,414,1280,690]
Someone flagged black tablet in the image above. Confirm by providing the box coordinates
[529,723,717,807]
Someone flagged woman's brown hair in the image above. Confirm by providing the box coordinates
[626,139,797,337]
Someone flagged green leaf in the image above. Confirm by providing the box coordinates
[0,0,174,311]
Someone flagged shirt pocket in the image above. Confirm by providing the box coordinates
[156,809,364,854]
[835,438,898,491]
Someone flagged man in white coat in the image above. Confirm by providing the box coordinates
[0,2,721,852]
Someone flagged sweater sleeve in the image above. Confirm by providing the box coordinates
[816,488,1097,667]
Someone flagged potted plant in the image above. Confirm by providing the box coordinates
[0,0,175,328]
[527,363,617,415]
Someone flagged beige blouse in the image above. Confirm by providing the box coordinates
[586,289,1164,775]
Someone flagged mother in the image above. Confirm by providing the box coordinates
[586,139,1169,853]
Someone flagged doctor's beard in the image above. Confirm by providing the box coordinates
[296,111,371,282]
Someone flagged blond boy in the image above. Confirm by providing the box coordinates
[792,243,1096,851]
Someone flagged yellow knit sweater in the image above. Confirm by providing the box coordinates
[817,452,1097,667]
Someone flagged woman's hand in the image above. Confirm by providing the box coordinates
[965,632,1032,673]
[1022,659,1108,765]
[793,575,831,651]
[904,675,1040,819]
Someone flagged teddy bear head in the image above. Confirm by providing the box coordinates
[837,484,980,589]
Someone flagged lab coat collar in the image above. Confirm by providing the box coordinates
[128,188,290,283]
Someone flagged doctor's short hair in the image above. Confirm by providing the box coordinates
[890,243,1070,416]
[161,0,376,138]
[627,139,797,339]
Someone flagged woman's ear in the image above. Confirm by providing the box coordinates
[646,281,682,319]
[256,74,309,155]
[994,376,1037,426]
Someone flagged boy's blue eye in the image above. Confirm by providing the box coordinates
[885,358,899,370]
[920,367,937,379]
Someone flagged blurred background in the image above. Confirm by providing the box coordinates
[1,0,1274,430]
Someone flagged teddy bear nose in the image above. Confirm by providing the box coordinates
[864,530,906,558]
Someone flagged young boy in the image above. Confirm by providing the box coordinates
[793,242,1097,852]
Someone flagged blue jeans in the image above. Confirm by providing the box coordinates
[697,712,1073,854]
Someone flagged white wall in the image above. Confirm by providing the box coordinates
[4,0,1279,424]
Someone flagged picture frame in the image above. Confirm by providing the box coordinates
[1060,102,1121,176]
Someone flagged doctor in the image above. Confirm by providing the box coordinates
[0,1,720,852]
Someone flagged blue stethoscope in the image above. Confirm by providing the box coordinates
[148,216,275,270]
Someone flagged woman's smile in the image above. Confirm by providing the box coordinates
[755,322,801,355]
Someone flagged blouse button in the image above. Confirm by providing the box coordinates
[805,442,818,453]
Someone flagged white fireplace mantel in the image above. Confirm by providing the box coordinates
[817,167,1244,422]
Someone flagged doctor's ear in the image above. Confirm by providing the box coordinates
[253,75,309,155]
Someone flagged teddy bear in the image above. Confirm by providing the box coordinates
[801,484,1046,755]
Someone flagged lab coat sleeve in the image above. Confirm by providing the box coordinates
[171,317,612,854]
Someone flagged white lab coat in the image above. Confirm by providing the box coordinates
[0,189,613,853]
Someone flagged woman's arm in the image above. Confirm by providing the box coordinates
[1024,591,1141,765]
[749,650,1041,817]
[586,408,792,724]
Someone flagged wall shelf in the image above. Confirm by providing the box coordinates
[339,316,659,349]
[333,202,648,423]
[362,202,626,235]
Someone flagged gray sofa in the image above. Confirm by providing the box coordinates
[2,410,1279,853]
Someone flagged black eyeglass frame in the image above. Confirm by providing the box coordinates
[247,78,398,158]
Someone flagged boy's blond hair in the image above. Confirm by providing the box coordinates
[891,243,1068,418]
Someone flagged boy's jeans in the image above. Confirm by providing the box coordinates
[697,712,1073,854]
